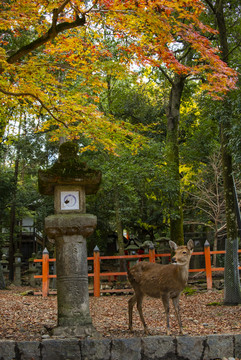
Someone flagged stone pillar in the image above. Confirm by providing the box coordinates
[45,214,97,336]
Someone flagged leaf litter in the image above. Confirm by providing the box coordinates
[0,287,240,341]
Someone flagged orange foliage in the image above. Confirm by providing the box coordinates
[0,0,237,150]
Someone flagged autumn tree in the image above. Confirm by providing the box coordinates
[203,0,241,304]
[0,0,146,154]
[101,0,236,244]
[1,1,236,148]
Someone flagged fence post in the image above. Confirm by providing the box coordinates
[149,243,156,263]
[204,240,212,290]
[94,246,100,297]
[42,248,50,297]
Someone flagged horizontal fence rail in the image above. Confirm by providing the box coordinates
[34,244,241,297]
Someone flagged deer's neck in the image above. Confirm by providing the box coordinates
[176,264,190,286]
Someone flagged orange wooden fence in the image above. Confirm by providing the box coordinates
[34,242,241,297]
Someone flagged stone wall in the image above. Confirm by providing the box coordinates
[0,334,240,360]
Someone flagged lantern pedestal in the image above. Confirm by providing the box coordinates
[45,213,98,337]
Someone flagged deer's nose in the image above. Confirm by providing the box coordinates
[172,257,177,264]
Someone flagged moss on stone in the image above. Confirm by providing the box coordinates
[45,142,95,179]
[38,142,101,195]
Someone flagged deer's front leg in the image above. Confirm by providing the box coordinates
[162,295,170,335]
[172,295,186,335]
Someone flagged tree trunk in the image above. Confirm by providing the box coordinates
[8,155,19,281]
[0,266,5,289]
[114,191,126,276]
[213,226,218,267]
[8,117,21,281]
[221,121,241,304]
[214,0,241,304]
[114,192,125,255]
[166,74,185,245]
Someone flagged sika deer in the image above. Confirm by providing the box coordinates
[128,239,194,335]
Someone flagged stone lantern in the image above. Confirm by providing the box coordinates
[126,240,140,255]
[38,142,101,337]
[125,240,140,268]
[14,249,22,286]
[0,254,9,285]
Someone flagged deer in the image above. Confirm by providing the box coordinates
[128,239,194,336]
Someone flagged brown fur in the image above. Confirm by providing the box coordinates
[128,239,194,335]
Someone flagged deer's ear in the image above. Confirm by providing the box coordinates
[169,241,178,250]
[187,239,194,251]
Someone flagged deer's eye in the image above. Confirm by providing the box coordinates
[183,251,187,254]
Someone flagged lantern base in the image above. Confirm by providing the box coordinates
[50,324,100,339]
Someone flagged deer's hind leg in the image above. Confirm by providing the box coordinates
[136,292,149,334]
[129,291,149,334]
[128,294,137,332]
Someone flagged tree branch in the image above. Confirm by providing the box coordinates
[158,66,174,86]
[204,0,216,15]
[57,0,72,15]
[226,40,241,59]
[0,87,67,127]
[184,220,213,228]
[6,4,86,65]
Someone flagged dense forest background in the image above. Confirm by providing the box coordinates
[0,0,241,302]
